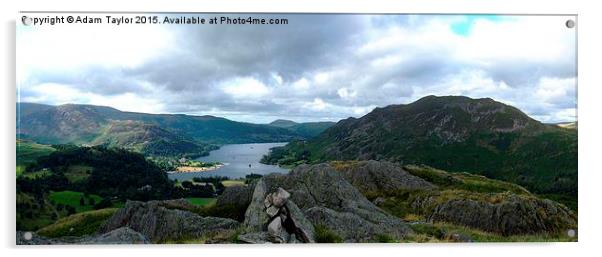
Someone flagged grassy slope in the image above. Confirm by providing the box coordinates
[16,140,55,176]
[37,208,118,238]
[185,197,216,207]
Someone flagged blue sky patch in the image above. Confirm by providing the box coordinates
[451,15,504,36]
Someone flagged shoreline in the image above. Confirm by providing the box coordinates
[166,164,225,174]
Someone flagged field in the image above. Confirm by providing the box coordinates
[222,180,245,187]
[48,191,103,213]
[16,140,55,176]
[185,197,216,207]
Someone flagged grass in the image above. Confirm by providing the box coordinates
[185,197,216,207]
[64,165,93,183]
[408,222,577,242]
[314,224,343,243]
[16,192,57,231]
[48,191,103,213]
[16,140,55,176]
[221,180,245,187]
[20,169,51,179]
[37,208,118,238]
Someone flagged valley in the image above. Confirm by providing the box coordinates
[16,95,578,244]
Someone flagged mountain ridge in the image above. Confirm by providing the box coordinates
[263,95,577,209]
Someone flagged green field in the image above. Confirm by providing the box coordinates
[16,140,55,176]
[222,180,245,187]
[48,191,103,213]
[185,197,216,207]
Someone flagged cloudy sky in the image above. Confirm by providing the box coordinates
[17,14,576,123]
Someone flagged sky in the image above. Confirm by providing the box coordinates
[17,14,577,123]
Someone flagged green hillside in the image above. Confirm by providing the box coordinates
[263,96,577,209]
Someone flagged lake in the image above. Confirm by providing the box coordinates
[167,142,289,181]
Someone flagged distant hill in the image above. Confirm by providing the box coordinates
[268,119,335,138]
[91,120,216,158]
[269,119,298,128]
[552,121,577,129]
[17,103,304,157]
[263,95,577,207]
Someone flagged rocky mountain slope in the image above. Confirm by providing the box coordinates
[264,96,577,208]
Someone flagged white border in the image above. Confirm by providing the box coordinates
[2,1,600,257]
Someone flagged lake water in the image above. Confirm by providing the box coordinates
[167,142,290,181]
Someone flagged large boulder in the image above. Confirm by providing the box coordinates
[422,194,577,236]
[242,164,412,242]
[216,184,253,208]
[100,199,239,242]
[331,160,436,195]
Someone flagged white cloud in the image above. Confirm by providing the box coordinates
[16,15,577,123]
[222,77,270,99]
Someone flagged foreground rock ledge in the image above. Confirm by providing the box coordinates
[100,199,239,243]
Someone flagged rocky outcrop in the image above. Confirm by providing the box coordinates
[422,195,577,236]
[216,184,253,208]
[241,164,412,242]
[100,199,239,242]
[17,227,149,245]
[332,160,436,195]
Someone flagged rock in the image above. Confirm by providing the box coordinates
[373,197,385,206]
[332,160,436,195]
[267,216,289,243]
[216,185,253,209]
[426,195,577,236]
[305,206,408,243]
[270,187,291,207]
[266,206,280,218]
[100,200,239,242]
[17,227,150,245]
[237,232,271,244]
[81,227,150,244]
[288,234,300,243]
[243,179,270,232]
[285,200,315,243]
[242,164,412,242]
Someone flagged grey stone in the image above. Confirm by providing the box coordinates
[99,200,239,243]
[334,160,437,195]
[425,195,577,236]
[17,227,150,245]
[270,187,291,207]
[266,205,280,218]
[285,200,315,243]
[243,179,270,232]
[237,232,271,244]
[267,216,289,243]
[216,185,253,209]
[305,206,409,243]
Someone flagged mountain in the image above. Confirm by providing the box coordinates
[17,103,303,155]
[263,95,577,208]
[91,120,216,158]
[269,119,298,128]
[268,119,336,138]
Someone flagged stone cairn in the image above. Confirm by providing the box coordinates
[264,187,315,243]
